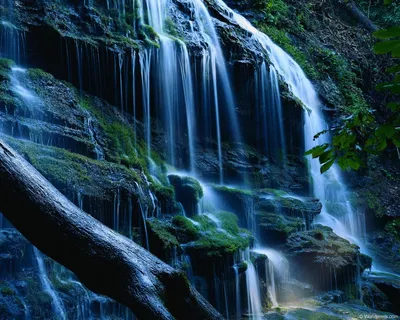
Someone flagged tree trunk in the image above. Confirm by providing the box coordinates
[0,139,223,320]
[342,0,378,32]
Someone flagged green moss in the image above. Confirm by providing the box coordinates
[164,18,180,39]
[211,184,253,197]
[5,136,143,194]
[238,261,248,272]
[310,47,368,113]
[188,212,253,257]
[79,97,151,171]
[147,219,179,249]
[27,68,54,81]
[258,211,304,235]
[260,188,288,197]
[0,285,15,296]
[172,216,199,240]
[0,58,13,80]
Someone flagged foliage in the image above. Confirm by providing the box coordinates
[354,0,400,28]
[306,24,400,173]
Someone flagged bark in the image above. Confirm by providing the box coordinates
[0,139,223,320]
[342,0,378,32]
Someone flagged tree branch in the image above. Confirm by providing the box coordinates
[0,139,222,320]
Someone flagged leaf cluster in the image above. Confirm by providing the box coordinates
[306,22,400,173]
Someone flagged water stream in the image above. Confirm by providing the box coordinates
[0,0,390,318]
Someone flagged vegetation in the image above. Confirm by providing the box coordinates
[307,24,400,173]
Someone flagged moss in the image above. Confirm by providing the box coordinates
[364,190,385,218]
[147,219,179,249]
[24,277,55,319]
[211,184,253,197]
[258,211,304,236]
[27,68,53,81]
[0,58,13,80]
[164,18,180,39]
[79,97,152,171]
[310,47,368,113]
[0,285,15,296]
[5,136,143,195]
[260,188,288,197]
[172,216,199,240]
[238,261,248,273]
[187,212,253,258]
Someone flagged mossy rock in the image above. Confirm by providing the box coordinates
[184,211,253,259]
[257,211,305,246]
[284,225,371,292]
[168,175,204,217]
[146,218,179,261]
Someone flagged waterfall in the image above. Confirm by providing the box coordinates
[256,63,286,159]
[212,0,368,257]
[0,0,26,65]
[34,248,67,320]
[242,249,262,320]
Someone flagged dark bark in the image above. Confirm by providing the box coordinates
[342,1,378,32]
[0,139,223,320]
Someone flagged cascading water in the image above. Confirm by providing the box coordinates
[212,0,369,260]
[2,0,396,318]
[34,248,67,320]
[255,62,286,159]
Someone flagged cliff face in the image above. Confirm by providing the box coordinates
[0,0,399,319]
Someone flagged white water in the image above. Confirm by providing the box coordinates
[242,249,263,320]
[253,248,289,308]
[34,248,66,319]
[256,62,286,158]
[212,0,368,257]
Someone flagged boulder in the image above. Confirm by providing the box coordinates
[283,225,371,292]
[168,175,204,217]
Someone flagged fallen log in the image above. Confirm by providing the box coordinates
[342,0,378,32]
[0,139,223,320]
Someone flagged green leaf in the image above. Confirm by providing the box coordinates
[386,64,400,74]
[376,124,396,138]
[319,149,334,164]
[347,157,360,170]
[374,40,400,55]
[377,138,388,151]
[320,159,334,174]
[338,157,348,170]
[388,102,400,111]
[374,27,400,39]
[304,144,328,157]
[392,137,400,147]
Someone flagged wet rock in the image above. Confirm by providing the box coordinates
[168,175,203,217]
[257,193,322,229]
[283,225,370,292]
[362,281,391,312]
[0,229,31,277]
[363,272,400,315]
[257,212,305,246]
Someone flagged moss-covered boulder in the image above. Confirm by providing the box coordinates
[362,280,391,313]
[168,175,203,217]
[183,212,253,260]
[257,193,322,229]
[209,185,256,229]
[257,211,305,246]
[283,225,371,292]
[363,272,400,315]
